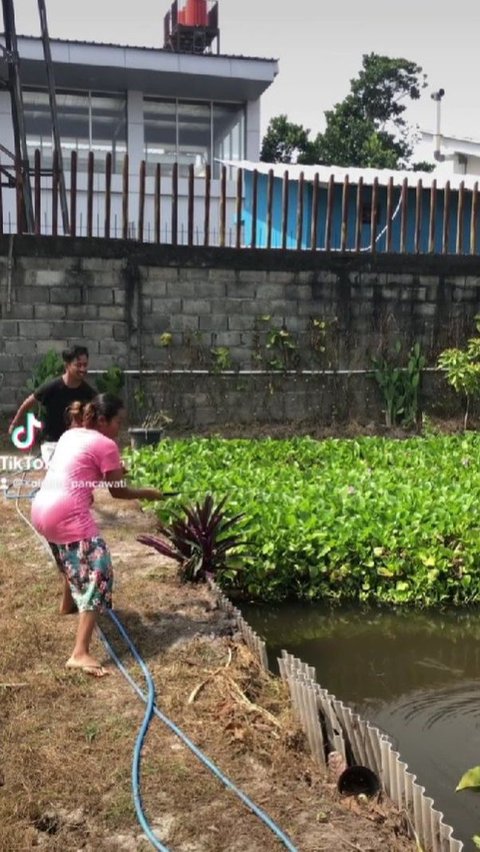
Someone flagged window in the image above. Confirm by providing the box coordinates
[212,103,245,177]
[23,89,127,173]
[144,99,177,175]
[143,98,245,177]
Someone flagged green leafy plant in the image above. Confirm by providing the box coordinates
[210,346,232,372]
[438,317,480,429]
[372,342,425,428]
[266,326,298,370]
[95,366,125,396]
[125,433,480,605]
[137,494,244,583]
[25,350,63,392]
[456,767,480,848]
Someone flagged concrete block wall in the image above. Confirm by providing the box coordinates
[0,236,479,425]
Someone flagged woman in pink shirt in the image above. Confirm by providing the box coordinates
[31,394,163,677]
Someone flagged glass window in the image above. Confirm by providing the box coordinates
[23,88,127,174]
[144,98,177,176]
[178,101,211,177]
[143,98,245,178]
[213,103,245,178]
[91,93,127,173]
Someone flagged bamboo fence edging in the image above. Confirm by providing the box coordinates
[213,585,463,852]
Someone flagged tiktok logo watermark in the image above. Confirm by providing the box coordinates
[10,412,43,451]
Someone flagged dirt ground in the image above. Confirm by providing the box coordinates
[0,479,417,852]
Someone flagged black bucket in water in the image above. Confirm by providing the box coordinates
[338,765,380,797]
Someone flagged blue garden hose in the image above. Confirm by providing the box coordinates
[8,474,298,852]
[101,612,299,852]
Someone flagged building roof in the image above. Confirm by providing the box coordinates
[225,159,480,192]
[0,34,278,101]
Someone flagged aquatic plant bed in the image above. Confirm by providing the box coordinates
[126,434,480,606]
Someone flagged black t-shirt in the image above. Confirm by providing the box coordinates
[34,377,96,441]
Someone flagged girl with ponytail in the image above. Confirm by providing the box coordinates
[31,394,164,677]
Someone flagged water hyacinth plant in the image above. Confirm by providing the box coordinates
[137,494,244,583]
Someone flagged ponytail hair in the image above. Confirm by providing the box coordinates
[66,394,124,429]
[66,400,85,427]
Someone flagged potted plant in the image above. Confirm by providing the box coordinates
[128,386,172,449]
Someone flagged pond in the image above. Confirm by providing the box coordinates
[241,603,480,851]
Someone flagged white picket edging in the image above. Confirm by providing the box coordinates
[213,585,464,852]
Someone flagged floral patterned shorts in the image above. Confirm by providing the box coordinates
[51,537,113,613]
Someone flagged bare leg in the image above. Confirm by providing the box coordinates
[59,576,77,615]
[66,611,109,677]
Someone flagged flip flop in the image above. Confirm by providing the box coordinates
[66,662,110,678]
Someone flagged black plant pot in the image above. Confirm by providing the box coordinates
[128,427,164,449]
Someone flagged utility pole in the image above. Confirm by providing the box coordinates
[1,0,35,232]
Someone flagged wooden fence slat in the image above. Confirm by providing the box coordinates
[154,163,161,244]
[86,150,94,238]
[442,180,450,254]
[70,150,77,238]
[414,179,422,254]
[340,174,349,251]
[310,172,319,251]
[187,163,194,247]
[281,170,289,251]
[122,153,129,240]
[138,158,146,243]
[428,179,437,253]
[235,168,243,249]
[52,148,59,236]
[34,148,41,236]
[400,178,408,253]
[219,164,226,247]
[371,177,379,254]
[251,168,258,249]
[204,163,211,247]
[171,161,178,246]
[471,181,479,255]
[354,176,363,252]
[456,181,465,255]
[296,170,305,250]
[386,176,393,252]
[266,167,274,249]
[14,159,20,235]
[104,151,112,239]
[325,174,334,251]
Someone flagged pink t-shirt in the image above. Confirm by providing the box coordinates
[31,428,122,544]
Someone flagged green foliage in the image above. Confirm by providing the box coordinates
[260,54,434,171]
[25,350,63,392]
[95,366,125,396]
[456,766,480,792]
[260,114,317,164]
[125,433,480,606]
[210,346,232,372]
[137,495,244,583]
[438,319,480,429]
[372,343,425,428]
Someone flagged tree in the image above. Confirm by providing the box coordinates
[260,115,316,164]
[260,54,433,171]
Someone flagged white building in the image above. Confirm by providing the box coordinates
[0,32,278,239]
[419,131,480,177]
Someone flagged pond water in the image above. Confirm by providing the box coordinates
[240,603,480,851]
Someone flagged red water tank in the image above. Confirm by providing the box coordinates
[184,0,207,26]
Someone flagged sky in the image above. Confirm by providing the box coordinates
[7,0,480,154]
